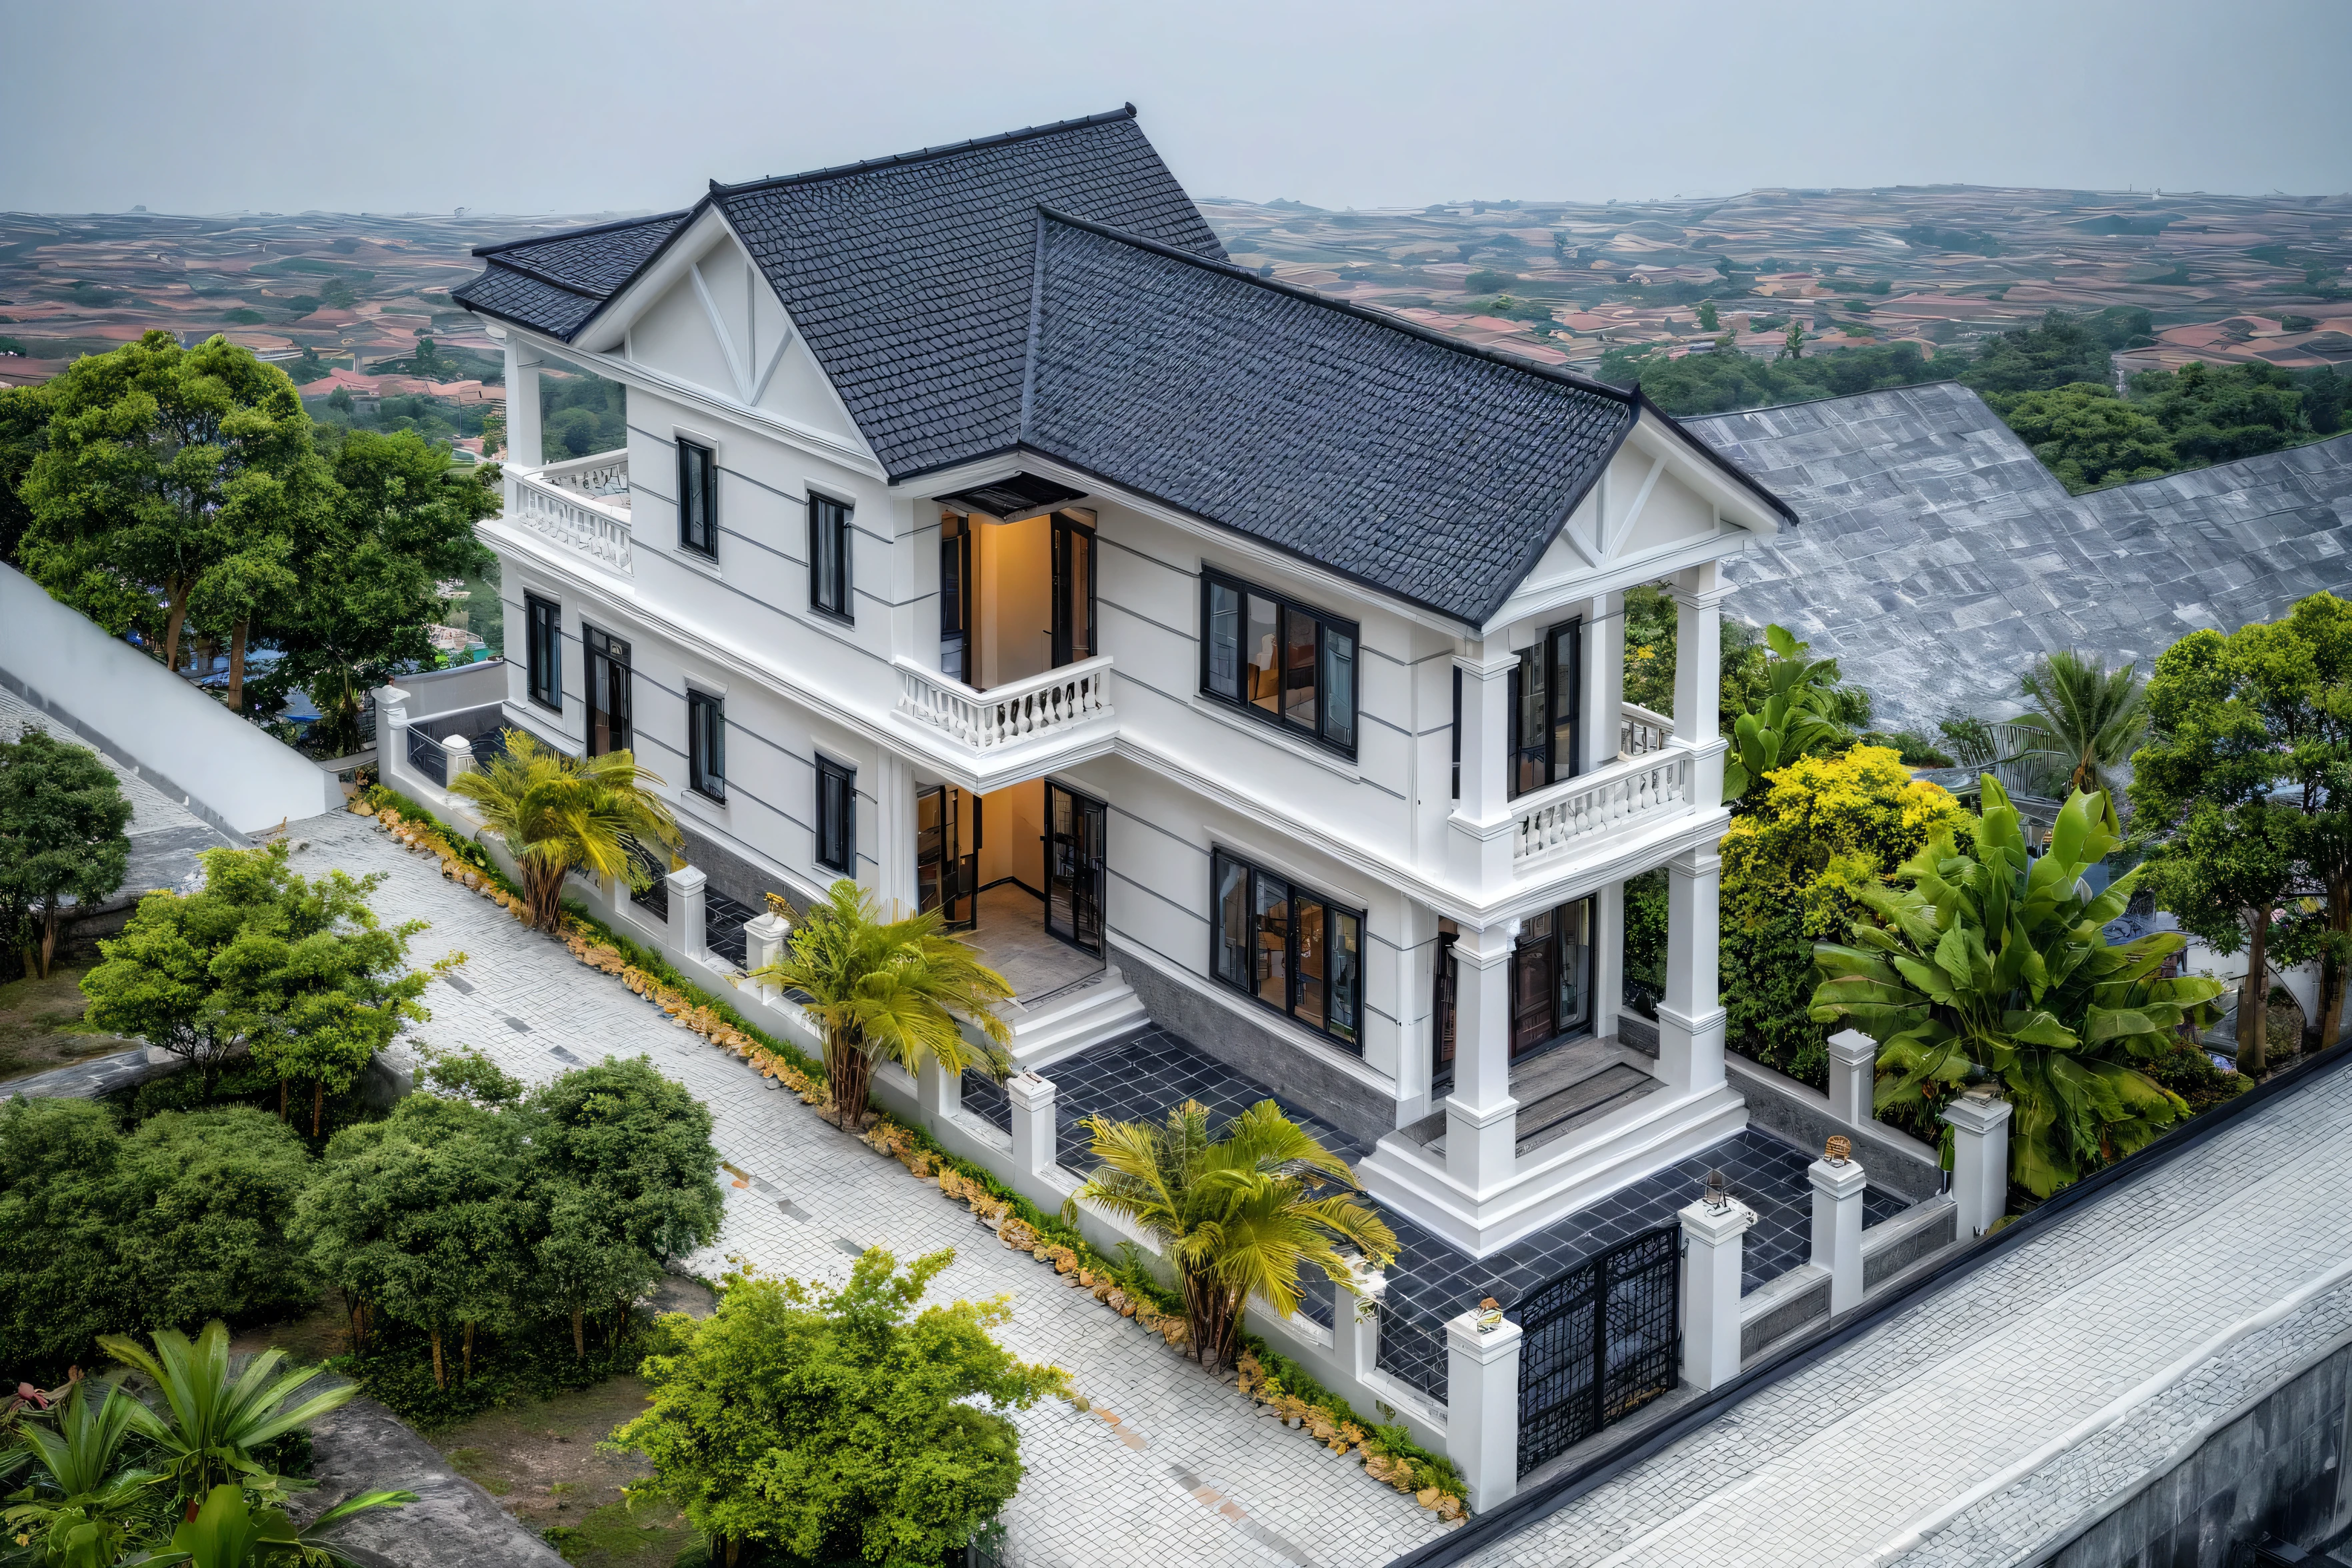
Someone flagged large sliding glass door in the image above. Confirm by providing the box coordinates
[916,785,979,931]
[1043,780,1105,955]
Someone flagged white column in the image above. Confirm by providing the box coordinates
[1334,1257,1387,1385]
[1679,1193,1754,1391]
[439,733,474,787]
[666,863,708,965]
[917,1053,962,1119]
[1447,643,1519,889]
[1945,1089,2013,1240]
[743,911,789,997]
[1808,1149,1868,1315]
[1655,847,1725,1095]
[1444,921,1519,1194]
[1444,1305,1523,1511]
[1672,562,1727,809]
[1827,1029,1877,1127]
[378,685,410,787]
[870,755,917,915]
[501,333,541,467]
[1585,590,1623,773]
[1591,877,1625,1047]
[1007,1070,1059,1177]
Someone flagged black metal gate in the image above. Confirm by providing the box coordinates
[1515,1223,1680,1474]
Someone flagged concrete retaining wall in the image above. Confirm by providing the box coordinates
[0,563,339,834]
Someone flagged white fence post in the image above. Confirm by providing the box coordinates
[743,911,789,999]
[1007,1071,1059,1178]
[1679,1193,1754,1391]
[1945,1088,2013,1239]
[918,1055,963,1120]
[440,733,474,785]
[1827,1029,1877,1127]
[1445,1305,1523,1512]
[1334,1258,1387,1385]
[666,865,707,965]
[1809,1145,1868,1315]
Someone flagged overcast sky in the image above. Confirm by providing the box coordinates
[7,0,2349,216]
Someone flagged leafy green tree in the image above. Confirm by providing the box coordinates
[521,1055,723,1358]
[1989,384,2176,491]
[1695,300,1719,332]
[2128,361,2309,466]
[1597,339,1968,417]
[1964,309,2122,398]
[1721,625,1849,805]
[2137,800,2302,1073]
[80,842,439,1109]
[1065,1099,1397,1373]
[615,1250,1063,1568]
[0,725,131,977]
[1811,781,2223,1197]
[258,430,496,754]
[1721,747,1974,1086]
[753,879,1013,1129]
[2012,649,2149,803]
[448,731,681,932]
[0,379,52,565]
[1781,321,1806,359]
[17,332,329,677]
[1621,585,1767,735]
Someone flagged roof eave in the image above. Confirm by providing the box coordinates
[1633,387,1799,523]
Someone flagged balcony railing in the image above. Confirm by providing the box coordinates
[895,655,1114,752]
[507,456,632,575]
[1514,747,1691,866]
[1620,701,1673,757]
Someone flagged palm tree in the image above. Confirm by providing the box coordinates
[1065,1099,1398,1373]
[2013,650,2149,805]
[752,879,1015,1130]
[448,730,682,932]
[99,1321,359,1519]
[1,1377,164,1567]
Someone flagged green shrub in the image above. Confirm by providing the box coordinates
[338,1311,641,1430]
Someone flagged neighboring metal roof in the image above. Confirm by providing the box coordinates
[1023,214,1638,623]
[1685,382,2352,725]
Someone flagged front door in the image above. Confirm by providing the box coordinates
[1043,780,1105,955]
[917,785,979,931]
[1049,511,1096,669]
[1511,910,1557,1058]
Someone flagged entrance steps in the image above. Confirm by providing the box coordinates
[1006,965,1148,1069]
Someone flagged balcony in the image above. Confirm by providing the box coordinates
[1513,745,1691,867]
[1619,701,1673,757]
[505,451,633,575]
[892,654,1117,785]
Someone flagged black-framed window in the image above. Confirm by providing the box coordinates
[810,494,852,620]
[524,593,561,712]
[1210,848,1363,1050]
[1199,570,1357,755]
[1507,619,1583,799]
[583,625,631,757]
[814,755,855,875]
[677,439,717,557]
[687,689,725,801]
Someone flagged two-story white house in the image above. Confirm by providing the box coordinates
[449,105,1794,1263]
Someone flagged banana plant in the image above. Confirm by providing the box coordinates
[1721,624,1849,805]
[130,1482,413,1568]
[2,1379,163,1568]
[1810,778,2225,1197]
[96,1325,357,1520]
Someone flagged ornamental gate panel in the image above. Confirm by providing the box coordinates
[1516,1223,1681,1474]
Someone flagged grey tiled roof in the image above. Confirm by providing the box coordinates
[1685,383,2352,725]
[453,210,691,337]
[1025,216,1637,622]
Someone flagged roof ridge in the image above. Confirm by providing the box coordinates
[471,208,692,259]
[1033,207,1639,407]
[709,105,1141,198]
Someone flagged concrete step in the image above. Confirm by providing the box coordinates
[1009,966,1149,1069]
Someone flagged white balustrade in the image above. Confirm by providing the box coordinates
[895,655,1113,752]
[1513,748,1690,864]
[538,449,632,502]
[507,463,633,575]
[1620,701,1673,757]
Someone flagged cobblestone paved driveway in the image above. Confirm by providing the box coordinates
[293,809,1451,1568]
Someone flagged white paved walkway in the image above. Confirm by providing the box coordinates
[291,809,1450,1568]
[1473,1045,2352,1565]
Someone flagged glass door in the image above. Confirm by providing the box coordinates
[940,513,975,687]
[916,785,979,931]
[1049,511,1096,669]
[583,625,632,757]
[1043,780,1105,955]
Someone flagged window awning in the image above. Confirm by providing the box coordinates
[933,472,1089,523]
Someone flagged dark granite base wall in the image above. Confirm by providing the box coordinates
[679,825,803,919]
[1111,940,1399,1147]
[2051,1339,2350,1567]
[1727,1054,1943,1203]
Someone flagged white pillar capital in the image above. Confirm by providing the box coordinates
[1445,1307,1523,1511]
[665,863,708,964]
[744,911,789,996]
[1679,1195,1753,1391]
[1007,1070,1059,1178]
[1826,1029,1878,1127]
[1335,1257,1387,1383]
[1808,1153,1868,1315]
[439,733,474,782]
[1945,1088,2013,1241]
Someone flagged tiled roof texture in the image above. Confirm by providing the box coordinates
[1024,217,1636,623]
[453,211,692,333]
[1684,381,2352,725]
[451,265,603,339]
[713,109,1223,481]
